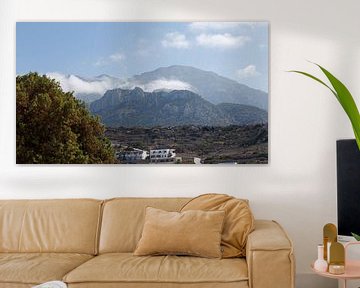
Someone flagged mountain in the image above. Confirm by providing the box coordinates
[131,65,268,110]
[90,87,267,127]
[217,103,267,125]
[49,66,268,109]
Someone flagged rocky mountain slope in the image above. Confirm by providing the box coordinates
[90,87,267,127]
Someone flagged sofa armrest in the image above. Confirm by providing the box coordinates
[246,220,295,288]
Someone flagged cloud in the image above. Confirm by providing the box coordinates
[259,43,268,49]
[94,59,107,67]
[109,53,125,62]
[189,22,241,31]
[236,65,261,79]
[161,32,190,49]
[46,72,121,95]
[47,73,194,97]
[189,22,268,31]
[196,33,250,48]
[95,52,125,66]
[140,78,194,92]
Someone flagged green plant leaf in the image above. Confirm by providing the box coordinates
[316,65,360,150]
[351,232,360,241]
[353,127,360,150]
[289,64,360,150]
[288,70,337,98]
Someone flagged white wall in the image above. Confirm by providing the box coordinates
[1,0,359,287]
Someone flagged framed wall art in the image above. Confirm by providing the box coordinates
[16,22,269,164]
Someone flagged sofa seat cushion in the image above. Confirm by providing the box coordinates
[67,283,249,288]
[64,253,248,285]
[0,253,93,285]
[0,284,33,288]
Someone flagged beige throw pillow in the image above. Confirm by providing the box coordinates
[134,207,225,258]
[181,193,255,258]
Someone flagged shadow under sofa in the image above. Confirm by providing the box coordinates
[0,198,295,288]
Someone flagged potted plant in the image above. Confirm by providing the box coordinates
[290,63,360,240]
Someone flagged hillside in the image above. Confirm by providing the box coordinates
[131,65,268,110]
[106,124,268,164]
[90,87,267,127]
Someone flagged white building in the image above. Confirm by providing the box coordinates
[119,148,149,162]
[150,149,176,163]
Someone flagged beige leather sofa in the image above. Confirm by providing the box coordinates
[0,198,295,288]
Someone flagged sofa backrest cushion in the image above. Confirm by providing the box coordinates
[0,199,102,254]
[181,194,254,258]
[99,198,189,253]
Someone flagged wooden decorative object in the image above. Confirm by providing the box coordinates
[323,223,337,261]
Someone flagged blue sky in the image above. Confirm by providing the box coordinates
[16,22,268,92]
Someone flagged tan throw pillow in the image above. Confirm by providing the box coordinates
[181,193,254,258]
[134,207,225,258]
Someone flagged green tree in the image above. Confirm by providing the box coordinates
[16,72,115,164]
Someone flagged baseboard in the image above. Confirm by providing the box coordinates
[296,273,337,288]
